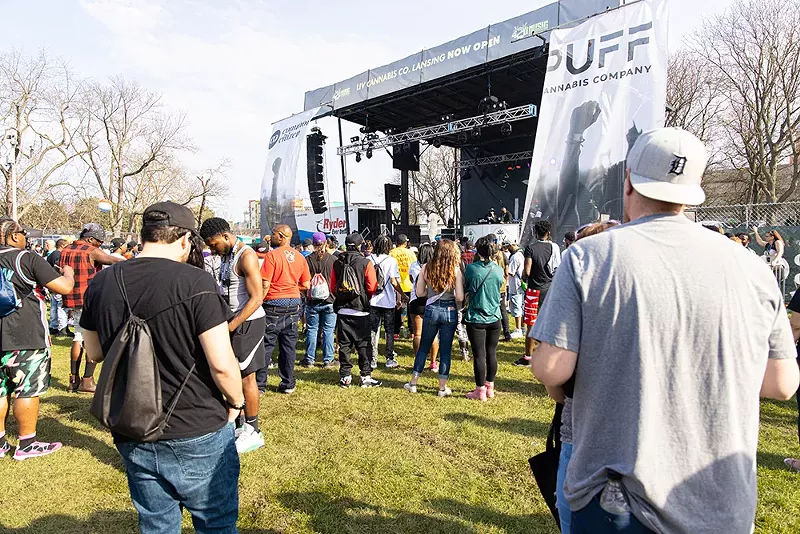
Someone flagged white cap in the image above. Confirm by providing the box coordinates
[627,127,708,206]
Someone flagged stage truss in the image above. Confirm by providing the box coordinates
[336,104,538,157]
[459,150,534,169]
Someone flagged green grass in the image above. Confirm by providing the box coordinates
[0,335,799,533]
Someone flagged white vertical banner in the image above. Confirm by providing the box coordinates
[520,0,668,244]
[260,107,322,238]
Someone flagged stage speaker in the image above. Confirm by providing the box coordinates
[441,228,456,241]
[306,130,327,214]
[393,225,421,246]
[384,183,401,203]
[392,141,420,172]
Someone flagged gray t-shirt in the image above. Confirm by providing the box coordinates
[531,214,796,534]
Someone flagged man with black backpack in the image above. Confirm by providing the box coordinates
[80,202,245,534]
[329,232,381,388]
[0,218,75,461]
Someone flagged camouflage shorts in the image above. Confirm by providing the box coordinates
[0,348,51,398]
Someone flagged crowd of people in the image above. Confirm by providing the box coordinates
[0,127,797,533]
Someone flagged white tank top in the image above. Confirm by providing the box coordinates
[221,244,265,321]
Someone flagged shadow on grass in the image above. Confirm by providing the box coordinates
[277,491,557,534]
[277,491,477,533]
[429,497,559,534]
[294,367,409,389]
[3,510,138,533]
[443,413,550,439]
[759,449,794,470]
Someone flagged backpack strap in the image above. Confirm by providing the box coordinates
[164,361,197,423]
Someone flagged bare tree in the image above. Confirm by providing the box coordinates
[0,50,88,219]
[693,0,800,203]
[181,160,230,228]
[408,147,460,224]
[665,49,725,165]
[78,76,192,234]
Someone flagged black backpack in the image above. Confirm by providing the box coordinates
[334,254,362,299]
[371,255,387,295]
[90,266,215,442]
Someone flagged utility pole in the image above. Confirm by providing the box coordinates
[5,130,18,220]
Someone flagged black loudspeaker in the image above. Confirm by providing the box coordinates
[392,141,420,172]
[384,183,401,203]
[393,225,422,246]
[441,228,456,240]
[306,130,327,214]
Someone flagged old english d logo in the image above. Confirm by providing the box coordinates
[669,155,687,176]
[269,130,281,149]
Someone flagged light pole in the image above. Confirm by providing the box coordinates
[4,130,18,220]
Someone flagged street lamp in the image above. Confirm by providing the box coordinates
[4,130,18,220]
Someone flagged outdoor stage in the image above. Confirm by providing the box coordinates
[299,0,623,241]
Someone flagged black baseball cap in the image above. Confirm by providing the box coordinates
[110,237,126,250]
[345,232,364,247]
[143,201,197,232]
[396,234,408,244]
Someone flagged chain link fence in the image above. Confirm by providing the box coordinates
[690,202,800,302]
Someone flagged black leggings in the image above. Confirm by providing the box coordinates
[466,321,502,386]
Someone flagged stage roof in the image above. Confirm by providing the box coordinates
[303,0,620,154]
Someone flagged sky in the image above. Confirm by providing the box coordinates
[3,0,735,221]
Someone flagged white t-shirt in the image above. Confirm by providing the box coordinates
[369,254,400,308]
[507,250,525,295]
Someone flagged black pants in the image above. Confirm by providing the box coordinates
[500,292,510,338]
[466,321,502,386]
[256,304,300,392]
[337,314,373,378]
[370,306,395,358]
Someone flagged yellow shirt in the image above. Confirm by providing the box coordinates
[390,246,417,293]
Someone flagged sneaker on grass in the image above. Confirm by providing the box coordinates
[370,357,378,370]
[385,359,399,369]
[299,360,314,368]
[510,329,524,339]
[0,441,10,458]
[13,441,62,461]
[235,424,264,454]
[403,382,417,393]
[339,375,352,389]
[438,387,452,398]
[360,376,382,388]
[512,356,531,367]
[323,361,339,369]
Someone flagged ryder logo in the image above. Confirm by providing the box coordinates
[268,130,280,149]
[548,22,653,75]
[318,217,347,232]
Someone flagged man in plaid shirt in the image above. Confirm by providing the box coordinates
[59,223,123,393]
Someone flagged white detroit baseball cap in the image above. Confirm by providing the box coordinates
[627,127,708,206]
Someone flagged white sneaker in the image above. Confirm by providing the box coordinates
[370,357,378,370]
[403,382,417,393]
[361,376,382,388]
[235,423,264,454]
[385,359,399,369]
[438,387,452,398]
[510,329,524,339]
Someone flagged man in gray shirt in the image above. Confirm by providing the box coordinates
[530,128,799,533]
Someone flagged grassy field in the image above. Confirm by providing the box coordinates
[0,334,799,533]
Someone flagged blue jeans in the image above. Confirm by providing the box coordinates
[304,302,336,364]
[116,423,240,534]
[572,494,653,533]
[412,300,458,379]
[49,293,67,331]
[257,304,300,392]
[557,442,573,534]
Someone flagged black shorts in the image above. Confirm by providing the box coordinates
[408,297,427,317]
[231,316,266,377]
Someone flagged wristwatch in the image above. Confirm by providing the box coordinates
[225,398,246,410]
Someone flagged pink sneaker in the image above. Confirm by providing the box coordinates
[465,386,487,401]
[13,441,62,461]
[0,441,10,458]
[430,361,439,372]
[485,382,495,399]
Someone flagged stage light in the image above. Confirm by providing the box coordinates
[458,132,469,145]
[350,136,360,143]
[403,142,411,151]
[501,123,512,137]
[479,95,500,114]
[355,152,362,163]
[366,145,373,159]
[432,138,442,148]
[471,126,482,139]
[507,165,513,171]
[515,165,521,169]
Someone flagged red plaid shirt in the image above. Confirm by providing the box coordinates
[59,240,97,309]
